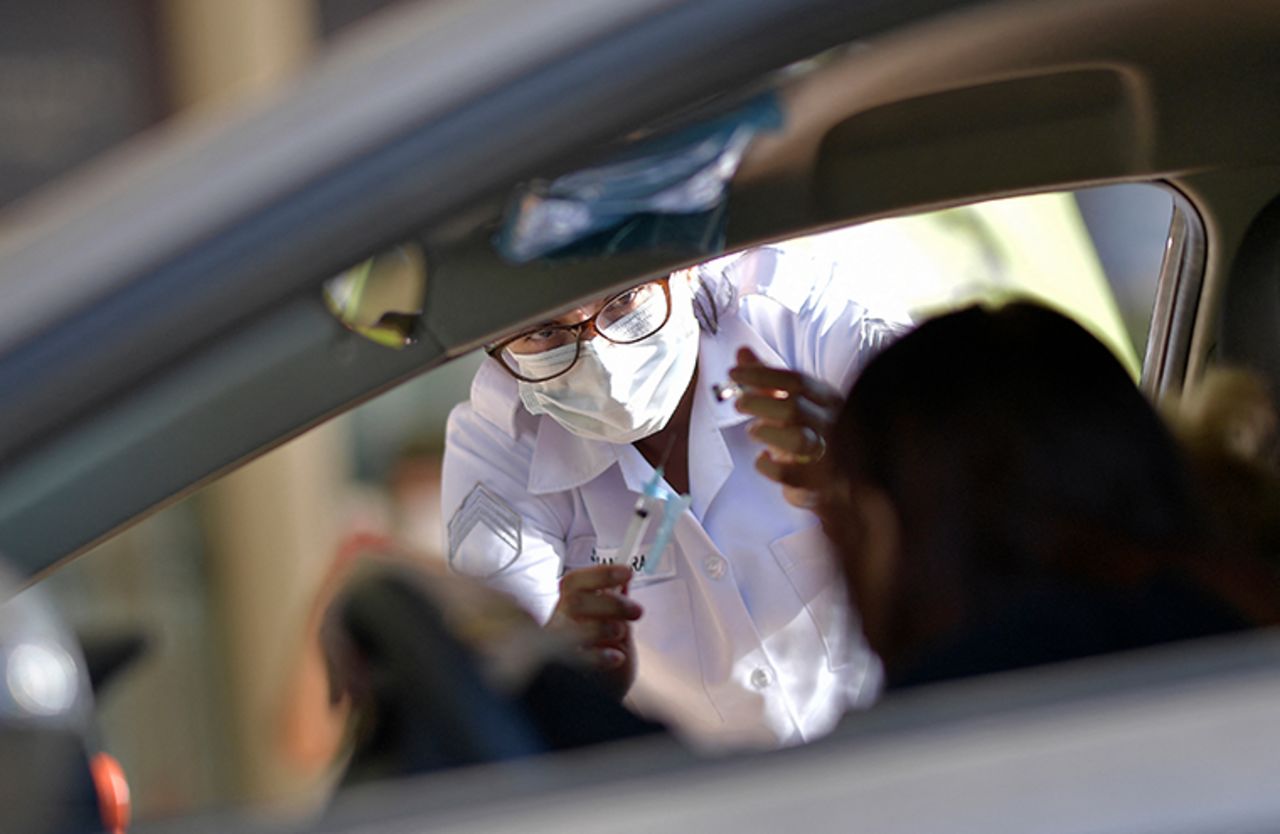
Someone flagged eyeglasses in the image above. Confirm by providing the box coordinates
[487,279,673,382]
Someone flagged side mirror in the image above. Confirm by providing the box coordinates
[323,244,427,349]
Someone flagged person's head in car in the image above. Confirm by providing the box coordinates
[818,301,1280,689]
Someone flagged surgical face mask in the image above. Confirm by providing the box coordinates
[514,283,699,444]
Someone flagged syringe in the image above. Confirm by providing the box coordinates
[642,491,692,575]
[619,433,685,574]
[617,471,664,571]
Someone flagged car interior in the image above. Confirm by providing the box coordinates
[2,0,1280,830]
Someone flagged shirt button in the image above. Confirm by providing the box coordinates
[703,554,727,580]
[750,667,773,690]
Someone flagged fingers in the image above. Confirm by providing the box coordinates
[550,564,641,656]
[748,423,827,459]
[549,565,640,694]
[730,348,843,407]
[572,613,634,682]
[577,618,629,643]
[728,348,843,502]
[559,564,632,594]
[781,485,820,510]
[586,647,628,670]
[728,350,842,437]
[564,588,643,621]
[555,588,635,665]
[576,617,632,675]
[755,450,831,490]
[558,564,641,621]
[734,389,829,426]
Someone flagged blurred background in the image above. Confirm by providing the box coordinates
[1,0,468,825]
[0,0,1174,827]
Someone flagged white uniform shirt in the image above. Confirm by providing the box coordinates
[442,247,899,750]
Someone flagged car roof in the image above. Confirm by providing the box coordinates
[0,0,1277,584]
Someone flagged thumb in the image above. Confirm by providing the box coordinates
[736,346,763,367]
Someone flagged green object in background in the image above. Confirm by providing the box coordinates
[794,190,1145,379]
[967,192,1139,378]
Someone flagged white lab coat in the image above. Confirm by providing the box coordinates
[442,246,899,750]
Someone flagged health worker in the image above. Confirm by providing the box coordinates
[442,246,900,750]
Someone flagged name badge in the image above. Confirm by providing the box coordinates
[590,541,678,584]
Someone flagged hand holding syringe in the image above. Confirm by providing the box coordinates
[544,436,689,698]
[546,563,641,699]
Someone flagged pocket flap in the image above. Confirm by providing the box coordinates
[770,524,851,671]
[770,524,838,602]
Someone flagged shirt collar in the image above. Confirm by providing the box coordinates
[527,418,621,495]
[469,356,619,494]
[469,357,521,438]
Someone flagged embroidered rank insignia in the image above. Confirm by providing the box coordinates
[447,483,523,578]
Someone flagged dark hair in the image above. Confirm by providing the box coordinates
[832,303,1206,625]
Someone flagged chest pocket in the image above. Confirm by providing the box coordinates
[770,525,853,671]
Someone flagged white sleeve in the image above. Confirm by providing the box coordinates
[797,260,906,393]
[741,247,908,392]
[441,403,572,624]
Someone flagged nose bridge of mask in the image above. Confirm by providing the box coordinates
[595,286,695,401]
[602,293,665,341]
[509,340,579,377]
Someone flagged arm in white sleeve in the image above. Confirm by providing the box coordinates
[441,402,573,624]
[754,248,909,392]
